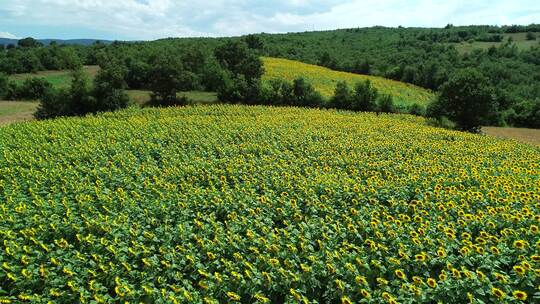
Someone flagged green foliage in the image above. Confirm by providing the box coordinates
[92,60,130,111]
[377,94,396,113]
[9,77,52,100]
[35,67,131,119]
[329,80,352,109]
[428,68,497,132]
[17,37,42,48]
[218,74,261,104]
[214,40,264,81]
[0,73,8,99]
[351,80,378,112]
[407,103,426,116]
[215,41,264,104]
[147,52,196,106]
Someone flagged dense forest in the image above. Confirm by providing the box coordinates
[1,24,539,129]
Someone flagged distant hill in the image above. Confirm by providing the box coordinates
[0,38,113,46]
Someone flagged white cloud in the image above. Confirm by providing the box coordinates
[0,0,539,40]
[0,31,19,39]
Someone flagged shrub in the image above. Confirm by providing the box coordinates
[0,73,8,99]
[217,74,261,105]
[291,77,324,108]
[11,78,52,100]
[407,103,426,116]
[377,94,396,113]
[351,80,378,112]
[329,81,352,109]
[260,79,294,106]
[34,87,71,119]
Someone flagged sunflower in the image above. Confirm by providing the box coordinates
[491,287,505,299]
[395,269,406,280]
[512,290,527,301]
[514,240,527,249]
[427,278,437,288]
[415,253,427,262]
[475,270,486,281]
[360,289,371,298]
[513,265,526,276]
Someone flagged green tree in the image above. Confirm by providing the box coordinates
[214,41,263,81]
[148,53,195,106]
[351,80,378,112]
[330,81,352,109]
[92,61,130,112]
[243,34,264,51]
[18,37,42,48]
[428,68,497,132]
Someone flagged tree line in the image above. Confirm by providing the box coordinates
[1,26,539,130]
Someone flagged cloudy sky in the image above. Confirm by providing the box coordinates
[1,0,539,40]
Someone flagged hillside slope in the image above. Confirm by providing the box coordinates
[262,57,434,107]
[1,105,538,303]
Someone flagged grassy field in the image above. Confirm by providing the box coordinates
[483,126,540,146]
[262,57,434,107]
[127,90,218,106]
[451,33,539,54]
[0,101,39,126]
[0,105,538,303]
[10,66,100,87]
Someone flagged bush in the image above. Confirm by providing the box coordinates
[35,67,131,120]
[351,80,378,112]
[426,116,457,130]
[507,99,540,128]
[407,103,426,116]
[329,81,352,109]
[217,74,261,104]
[526,32,537,41]
[0,73,8,99]
[34,88,71,119]
[377,94,396,113]
[259,78,323,108]
[291,78,324,108]
[11,78,52,100]
[260,79,294,106]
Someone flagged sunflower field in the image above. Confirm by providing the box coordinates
[0,105,539,303]
[262,57,434,107]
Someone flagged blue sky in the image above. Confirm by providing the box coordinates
[1,0,539,40]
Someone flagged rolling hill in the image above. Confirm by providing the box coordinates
[262,57,434,107]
